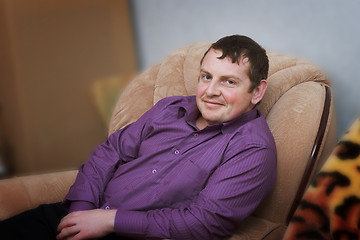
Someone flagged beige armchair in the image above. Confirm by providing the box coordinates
[0,43,337,239]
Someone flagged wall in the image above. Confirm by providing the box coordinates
[130,0,360,136]
[0,0,137,175]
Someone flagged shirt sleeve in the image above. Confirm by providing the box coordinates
[113,145,277,240]
[63,98,171,211]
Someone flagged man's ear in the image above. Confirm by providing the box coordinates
[251,80,267,105]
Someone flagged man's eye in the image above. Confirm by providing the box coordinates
[226,80,235,85]
[203,75,211,80]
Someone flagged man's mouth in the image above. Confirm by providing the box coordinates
[203,99,224,108]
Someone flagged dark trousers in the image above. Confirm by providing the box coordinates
[0,203,134,240]
[0,202,66,240]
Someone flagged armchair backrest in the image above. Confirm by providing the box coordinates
[109,43,337,226]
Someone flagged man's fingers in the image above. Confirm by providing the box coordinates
[57,212,80,231]
[56,225,80,240]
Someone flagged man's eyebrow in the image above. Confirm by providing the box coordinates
[221,75,242,81]
[200,68,242,81]
[200,68,211,74]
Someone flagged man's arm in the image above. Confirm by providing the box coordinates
[62,127,135,212]
[63,97,179,212]
[62,98,165,211]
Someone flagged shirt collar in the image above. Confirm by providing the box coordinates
[178,96,199,129]
[221,108,259,134]
[178,96,259,133]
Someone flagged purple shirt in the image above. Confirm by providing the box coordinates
[64,95,277,239]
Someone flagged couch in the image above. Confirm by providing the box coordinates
[0,42,337,239]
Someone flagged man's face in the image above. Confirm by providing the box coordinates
[196,49,258,126]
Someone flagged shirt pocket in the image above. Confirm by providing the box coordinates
[156,160,209,208]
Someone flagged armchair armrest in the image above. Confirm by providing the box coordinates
[0,170,77,220]
[226,215,286,240]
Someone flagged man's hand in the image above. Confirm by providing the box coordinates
[57,209,117,240]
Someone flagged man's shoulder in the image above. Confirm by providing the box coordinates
[231,111,275,149]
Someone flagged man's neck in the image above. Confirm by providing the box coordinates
[196,116,209,130]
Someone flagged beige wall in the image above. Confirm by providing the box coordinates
[0,0,137,175]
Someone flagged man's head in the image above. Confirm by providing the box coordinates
[200,35,269,92]
[196,35,269,128]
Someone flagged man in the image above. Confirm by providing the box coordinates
[1,35,277,240]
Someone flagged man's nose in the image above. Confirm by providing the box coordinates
[205,80,221,96]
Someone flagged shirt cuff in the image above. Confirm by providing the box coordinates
[114,209,147,237]
[68,201,95,213]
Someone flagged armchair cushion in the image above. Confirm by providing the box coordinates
[110,43,337,227]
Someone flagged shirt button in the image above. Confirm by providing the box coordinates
[193,133,199,137]
[105,206,110,210]
[152,169,157,174]
[174,149,180,155]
